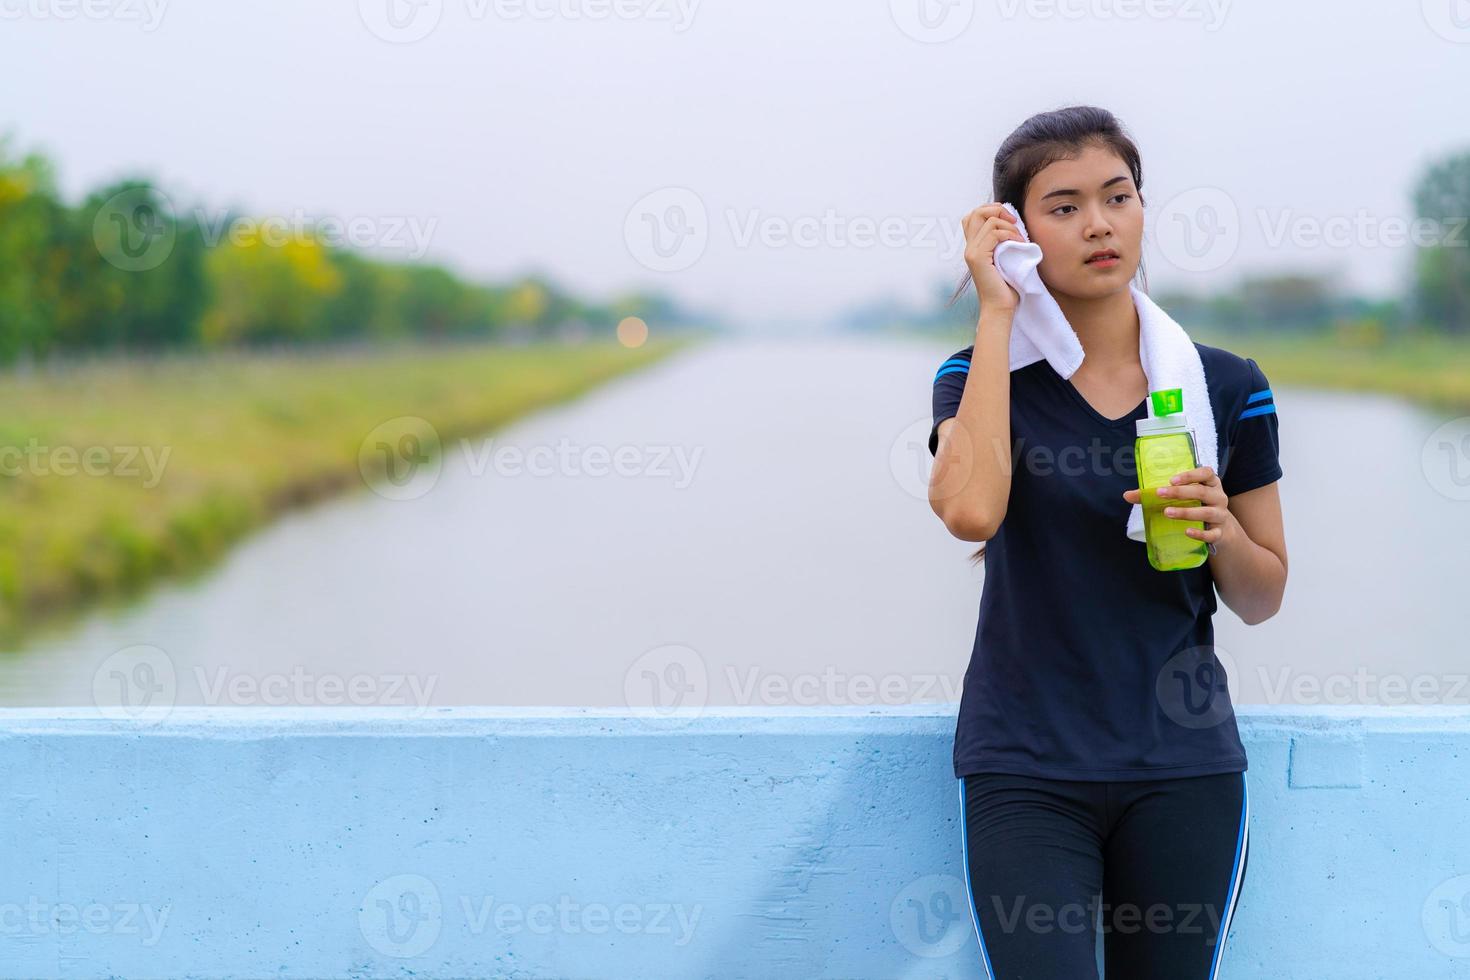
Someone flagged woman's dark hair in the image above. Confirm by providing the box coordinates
[949,105,1148,565]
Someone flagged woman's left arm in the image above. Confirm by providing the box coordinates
[1123,467,1288,625]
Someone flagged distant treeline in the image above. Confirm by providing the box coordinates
[843,263,1439,340]
[846,149,1470,338]
[0,140,706,364]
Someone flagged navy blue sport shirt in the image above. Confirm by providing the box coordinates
[929,341,1282,781]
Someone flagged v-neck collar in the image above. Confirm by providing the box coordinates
[1045,361,1148,428]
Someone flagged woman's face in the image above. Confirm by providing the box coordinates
[1021,143,1144,300]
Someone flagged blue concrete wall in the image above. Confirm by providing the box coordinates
[0,705,1466,978]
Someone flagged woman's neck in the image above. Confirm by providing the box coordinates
[1054,288,1141,369]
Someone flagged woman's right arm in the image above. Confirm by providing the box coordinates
[929,312,1016,540]
[928,205,1023,541]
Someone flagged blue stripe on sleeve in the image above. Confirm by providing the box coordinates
[1245,388,1272,405]
[935,364,970,382]
[1238,403,1276,420]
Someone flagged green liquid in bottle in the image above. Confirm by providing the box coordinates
[1135,389,1209,572]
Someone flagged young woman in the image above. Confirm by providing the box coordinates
[927,106,1288,979]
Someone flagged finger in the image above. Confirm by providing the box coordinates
[1154,483,1225,505]
[1163,505,1227,525]
[1122,489,1140,503]
[1168,465,1217,487]
[962,205,1018,238]
[1184,524,1225,542]
[962,212,1008,246]
[979,216,1022,242]
[964,203,1017,223]
[964,221,1025,260]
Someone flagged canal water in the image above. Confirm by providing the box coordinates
[2,337,1464,711]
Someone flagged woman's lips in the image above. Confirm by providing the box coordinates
[1086,255,1120,267]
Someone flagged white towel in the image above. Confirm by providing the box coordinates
[991,202,1218,543]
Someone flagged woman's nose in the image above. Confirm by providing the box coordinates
[1084,209,1113,238]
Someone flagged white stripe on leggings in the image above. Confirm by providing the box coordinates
[1208,771,1251,979]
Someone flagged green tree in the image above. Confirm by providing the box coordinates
[0,142,65,361]
[199,225,344,345]
[1411,151,1470,333]
[58,181,208,352]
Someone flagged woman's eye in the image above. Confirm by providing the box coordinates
[1053,194,1131,216]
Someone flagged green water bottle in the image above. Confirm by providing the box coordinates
[1135,388,1208,571]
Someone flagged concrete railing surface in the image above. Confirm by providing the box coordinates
[1,705,1466,979]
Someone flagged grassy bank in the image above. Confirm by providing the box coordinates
[1192,327,1470,415]
[0,336,694,641]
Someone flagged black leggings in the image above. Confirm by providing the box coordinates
[958,770,1250,979]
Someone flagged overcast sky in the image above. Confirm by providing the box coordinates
[3,0,1467,330]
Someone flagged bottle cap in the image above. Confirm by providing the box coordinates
[1136,388,1190,435]
[1150,388,1184,416]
